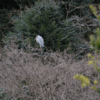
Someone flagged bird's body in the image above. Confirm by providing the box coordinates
[35,35,44,48]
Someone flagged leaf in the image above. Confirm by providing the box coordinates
[94,80,98,85]
[74,74,90,87]
[88,60,93,65]
[91,86,97,90]
[87,53,91,58]
[81,82,87,88]
[73,73,79,79]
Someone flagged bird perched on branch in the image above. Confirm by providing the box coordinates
[35,35,44,48]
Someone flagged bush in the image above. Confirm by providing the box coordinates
[74,5,100,94]
[58,0,93,18]
[0,9,14,47]
[74,53,100,93]
[5,2,81,51]
[89,5,100,51]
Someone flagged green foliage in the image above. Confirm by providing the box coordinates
[0,89,11,100]
[88,53,100,74]
[73,54,100,90]
[74,53,100,91]
[89,5,100,51]
[59,0,93,18]
[0,9,13,46]
[74,74,90,88]
[90,28,100,51]
[5,2,80,51]
[89,5,100,22]
[74,45,100,93]
[74,5,100,94]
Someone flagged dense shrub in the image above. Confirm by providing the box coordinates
[5,2,81,51]
[89,5,100,51]
[0,9,14,47]
[74,5,100,95]
[58,0,94,18]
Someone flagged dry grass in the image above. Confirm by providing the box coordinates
[0,42,99,100]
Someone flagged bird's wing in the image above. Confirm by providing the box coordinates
[37,36,44,47]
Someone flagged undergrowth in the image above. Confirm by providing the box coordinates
[74,5,100,95]
[4,1,81,52]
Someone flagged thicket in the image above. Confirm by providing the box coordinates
[74,5,100,94]
[0,0,36,48]
[1,0,99,52]
[58,0,100,18]
[4,2,82,51]
[0,9,14,47]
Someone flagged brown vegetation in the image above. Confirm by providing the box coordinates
[0,41,99,100]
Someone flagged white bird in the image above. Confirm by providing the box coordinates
[35,35,44,48]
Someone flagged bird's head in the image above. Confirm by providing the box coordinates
[34,35,37,40]
[34,35,40,40]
